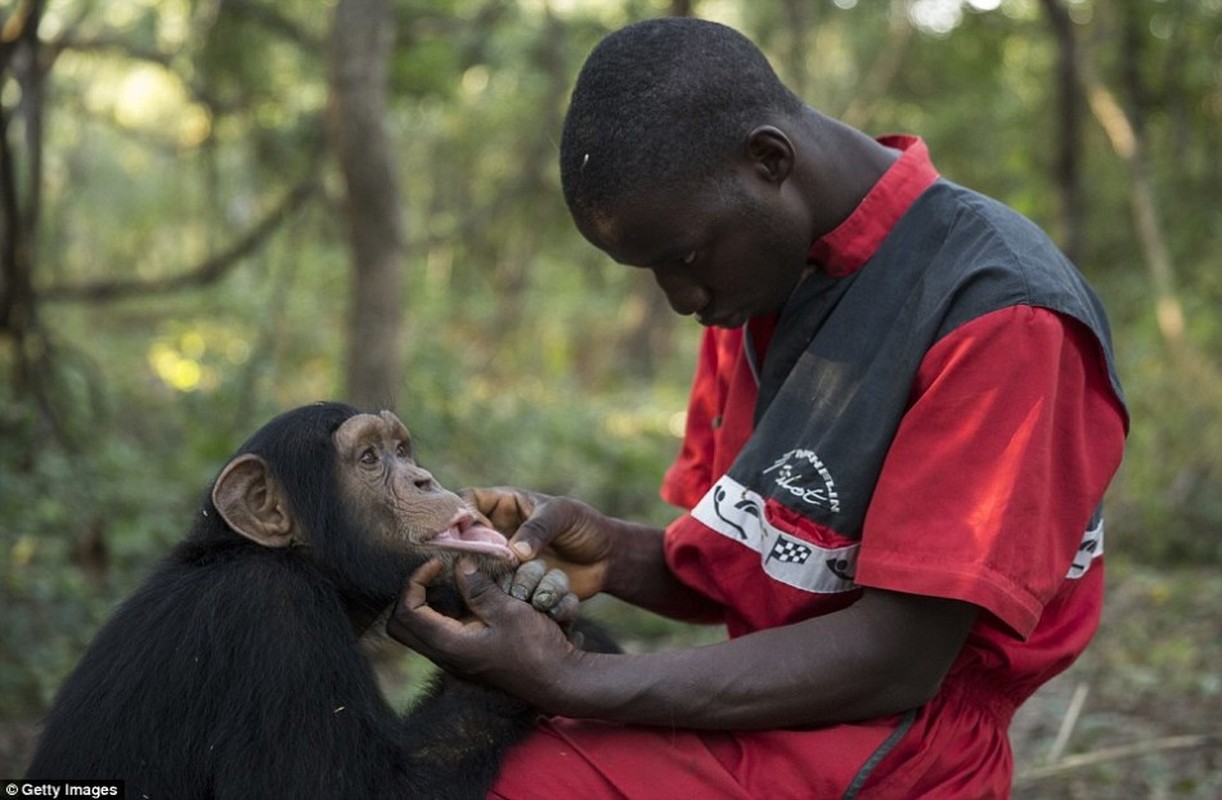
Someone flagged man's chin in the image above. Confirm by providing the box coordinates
[699,311,748,329]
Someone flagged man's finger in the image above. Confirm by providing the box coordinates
[454,558,516,621]
[509,500,572,561]
[401,558,447,610]
[387,559,464,650]
[462,487,536,536]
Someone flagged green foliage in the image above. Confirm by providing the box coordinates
[2,1,1221,785]
[0,392,202,715]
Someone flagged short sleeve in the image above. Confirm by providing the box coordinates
[855,306,1126,638]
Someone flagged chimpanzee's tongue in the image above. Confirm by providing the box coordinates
[427,511,516,563]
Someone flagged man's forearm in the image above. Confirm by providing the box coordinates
[544,588,978,730]
[603,518,724,623]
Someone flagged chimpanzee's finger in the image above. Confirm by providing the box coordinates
[530,568,571,613]
[509,558,548,602]
[546,592,581,624]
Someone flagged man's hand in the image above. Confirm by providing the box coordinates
[464,487,615,600]
[392,558,979,729]
[465,486,717,620]
[387,558,580,707]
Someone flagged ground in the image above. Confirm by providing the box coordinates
[2,562,1218,796]
[1008,562,1221,798]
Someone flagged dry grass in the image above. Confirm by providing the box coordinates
[1009,562,1221,798]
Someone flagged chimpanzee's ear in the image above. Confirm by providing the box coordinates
[211,453,298,548]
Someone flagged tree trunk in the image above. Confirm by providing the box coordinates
[779,0,815,99]
[1039,0,1084,265]
[327,0,406,408]
[668,0,694,17]
[0,0,45,399]
[1080,1,1183,350]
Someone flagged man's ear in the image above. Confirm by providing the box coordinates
[211,453,298,548]
[744,125,795,184]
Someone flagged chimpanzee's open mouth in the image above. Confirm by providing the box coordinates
[423,510,517,563]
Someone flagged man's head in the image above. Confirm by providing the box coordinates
[560,17,803,223]
[559,18,817,328]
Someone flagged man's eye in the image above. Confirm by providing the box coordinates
[681,250,697,265]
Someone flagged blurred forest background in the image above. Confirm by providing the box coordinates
[1,0,1219,795]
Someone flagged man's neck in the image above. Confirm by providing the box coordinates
[796,111,900,241]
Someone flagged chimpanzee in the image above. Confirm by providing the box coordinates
[26,402,604,799]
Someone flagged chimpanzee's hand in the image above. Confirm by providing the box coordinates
[509,558,580,623]
[463,487,614,600]
[388,558,581,708]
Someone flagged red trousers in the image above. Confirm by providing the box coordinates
[489,680,1014,799]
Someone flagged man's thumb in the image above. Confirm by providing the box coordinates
[455,558,505,615]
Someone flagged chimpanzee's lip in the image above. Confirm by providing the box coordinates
[423,510,517,563]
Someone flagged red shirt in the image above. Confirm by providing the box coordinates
[491,138,1127,799]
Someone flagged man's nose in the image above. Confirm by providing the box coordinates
[654,272,709,316]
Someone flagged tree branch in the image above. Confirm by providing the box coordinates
[47,35,175,68]
[225,0,325,50]
[1014,733,1220,785]
[45,36,240,114]
[42,174,321,303]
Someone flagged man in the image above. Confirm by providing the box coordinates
[389,17,1128,798]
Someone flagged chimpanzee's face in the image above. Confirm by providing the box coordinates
[331,411,516,565]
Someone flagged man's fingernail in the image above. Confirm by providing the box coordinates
[512,542,532,559]
[460,559,478,575]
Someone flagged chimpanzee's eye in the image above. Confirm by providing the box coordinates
[681,250,697,265]
[359,448,379,466]
[395,441,410,459]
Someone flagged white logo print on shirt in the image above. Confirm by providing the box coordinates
[761,449,841,513]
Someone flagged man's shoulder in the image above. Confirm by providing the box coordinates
[913,180,1053,247]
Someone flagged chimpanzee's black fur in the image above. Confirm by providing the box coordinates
[26,402,613,799]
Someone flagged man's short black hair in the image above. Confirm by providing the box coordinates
[559,17,803,221]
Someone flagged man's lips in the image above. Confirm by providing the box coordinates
[422,510,517,562]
